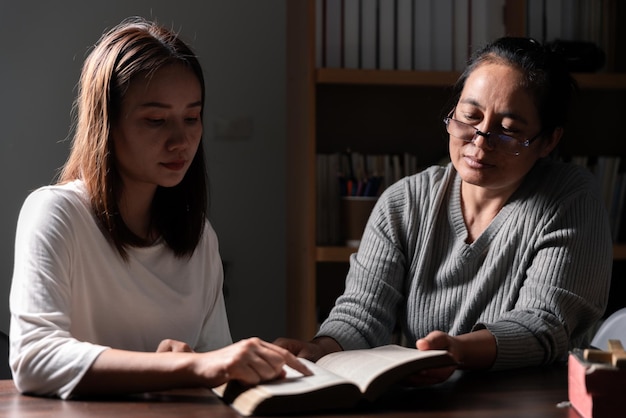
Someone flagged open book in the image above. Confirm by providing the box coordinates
[213,344,455,416]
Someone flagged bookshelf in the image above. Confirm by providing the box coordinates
[286,0,626,339]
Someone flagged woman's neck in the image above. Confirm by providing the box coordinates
[460,182,512,243]
[117,184,157,242]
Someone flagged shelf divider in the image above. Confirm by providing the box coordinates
[316,68,626,90]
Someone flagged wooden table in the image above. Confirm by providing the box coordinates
[0,364,582,417]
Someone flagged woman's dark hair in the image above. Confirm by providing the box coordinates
[59,16,208,260]
[449,37,578,136]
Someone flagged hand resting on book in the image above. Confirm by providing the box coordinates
[190,338,313,387]
[276,328,496,387]
[410,329,496,384]
[275,334,462,386]
[273,336,343,362]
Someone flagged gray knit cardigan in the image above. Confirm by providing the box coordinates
[317,159,613,370]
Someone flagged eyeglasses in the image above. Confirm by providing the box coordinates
[443,116,543,156]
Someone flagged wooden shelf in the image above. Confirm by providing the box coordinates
[316,68,460,86]
[316,246,357,262]
[614,244,626,261]
[572,73,626,90]
[317,68,626,90]
[318,244,626,263]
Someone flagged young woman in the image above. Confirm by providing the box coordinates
[9,17,309,399]
[276,37,612,384]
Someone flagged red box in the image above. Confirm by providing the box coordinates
[568,351,626,418]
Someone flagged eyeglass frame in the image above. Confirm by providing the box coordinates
[443,110,545,156]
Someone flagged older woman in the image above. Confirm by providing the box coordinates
[277,37,612,384]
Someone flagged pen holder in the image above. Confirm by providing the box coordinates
[340,196,377,248]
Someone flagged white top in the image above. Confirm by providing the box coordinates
[9,180,232,398]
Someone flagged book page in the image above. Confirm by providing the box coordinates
[317,345,450,394]
[214,359,362,416]
[251,359,355,396]
[214,359,355,399]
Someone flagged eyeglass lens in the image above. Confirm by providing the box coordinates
[444,118,523,156]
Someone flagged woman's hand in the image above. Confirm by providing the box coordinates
[405,331,459,386]
[419,329,496,370]
[273,336,342,362]
[403,329,497,386]
[156,339,194,353]
[416,330,459,360]
[193,337,312,387]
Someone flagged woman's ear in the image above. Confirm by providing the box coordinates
[539,127,563,157]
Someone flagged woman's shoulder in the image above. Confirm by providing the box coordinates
[15,181,94,249]
[535,158,592,176]
[520,159,605,211]
[374,163,454,218]
[384,162,454,196]
[530,159,598,194]
[21,180,90,218]
[197,218,220,247]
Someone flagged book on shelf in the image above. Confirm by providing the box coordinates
[528,0,575,42]
[561,0,576,40]
[396,0,413,70]
[315,0,610,71]
[324,0,342,68]
[544,0,563,42]
[526,0,545,42]
[360,0,377,69]
[431,0,453,71]
[317,153,341,245]
[470,0,505,55]
[213,344,455,416]
[319,151,418,196]
[315,0,323,67]
[316,154,329,245]
[413,0,432,71]
[316,151,419,246]
[453,0,470,71]
[526,0,608,56]
[343,0,360,69]
[378,0,395,70]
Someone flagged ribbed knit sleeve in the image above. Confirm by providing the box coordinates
[317,160,612,370]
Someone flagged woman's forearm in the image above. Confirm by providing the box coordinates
[73,348,200,396]
[73,337,312,397]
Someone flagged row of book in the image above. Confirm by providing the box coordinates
[316,0,610,72]
[317,152,626,246]
[527,0,609,48]
[316,151,419,245]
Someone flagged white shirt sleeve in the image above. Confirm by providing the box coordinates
[10,186,109,398]
[10,183,233,398]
